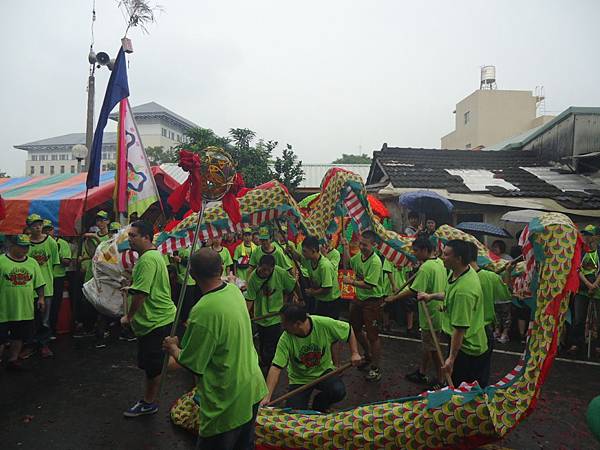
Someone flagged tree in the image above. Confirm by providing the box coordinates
[0,172,10,178]
[273,144,304,193]
[227,129,273,188]
[145,146,179,165]
[184,128,231,152]
[332,153,372,164]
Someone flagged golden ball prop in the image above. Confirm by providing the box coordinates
[199,147,237,201]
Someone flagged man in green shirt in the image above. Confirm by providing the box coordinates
[249,227,293,275]
[342,230,385,382]
[0,235,46,370]
[42,220,72,339]
[261,303,362,411]
[418,239,490,387]
[163,248,267,449]
[121,220,176,417]
[246,254,296,371]
[210,235,233,277]
[233,227,256,282]
[302,236,342,319]
[386,237,447,387]
[26,214,59,358]
[320,235,341,270]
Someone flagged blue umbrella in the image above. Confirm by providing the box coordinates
[398,191,453,215]
[456,222,512,238]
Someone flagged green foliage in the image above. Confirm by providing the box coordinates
[273,144,304,192]
[331,153,372,164]
[228,129,273,187]
[145,146,179,165]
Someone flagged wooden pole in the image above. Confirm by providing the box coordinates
[251,311,280,322]
[420,301,454,389]
[381,272,418,306]
[267,362,353,406]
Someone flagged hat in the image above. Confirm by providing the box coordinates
[26,213,43,225]
[258,227,271,240]
[582,224,597,236]
[42,219,54,229]
[109,222,121,232]
[96,210,109,220]
[242,227,252,234]
[14,234,31,247]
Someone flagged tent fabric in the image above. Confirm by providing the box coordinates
[0,167,179,236]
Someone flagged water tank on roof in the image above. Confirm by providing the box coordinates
[480,65,497,89]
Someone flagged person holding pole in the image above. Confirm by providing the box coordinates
[385,237,447,387]
[121,220,176,417]
[162,248,267,450]
[245,254,296,371]
[261,304,362,411]
[418,239,489,388]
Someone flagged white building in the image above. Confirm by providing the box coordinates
[14,102,198,176]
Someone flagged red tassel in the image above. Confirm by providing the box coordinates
[222,173,245,224]
[166,150,204,212]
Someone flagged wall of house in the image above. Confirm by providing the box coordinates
[137,119,187,150]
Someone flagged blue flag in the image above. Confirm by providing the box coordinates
[86,47,129,188]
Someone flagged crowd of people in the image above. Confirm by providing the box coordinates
[1,209,599,449]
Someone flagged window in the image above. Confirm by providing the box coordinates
[71,165,75,174]
[51,154,58,161]
[162,128,167,137]
[39,155,47,161]
[30,166,35,175]
[177,134,181,142]
[60,165,65,174]
[60,154,68,160]
[464,111,471,125]
[50,165,55,175]
[72,154,76,160]
[40,166,45,174]
[31,155,38,161]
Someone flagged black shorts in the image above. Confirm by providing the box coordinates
[0,320,35,342]
[137,323,172,378]
[314,298,342,320]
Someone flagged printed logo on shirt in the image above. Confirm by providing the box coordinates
[29,250,49,266]
[298,343,324,368]
[5,268,33,286]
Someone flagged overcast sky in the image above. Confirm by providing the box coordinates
[1,0,599,176]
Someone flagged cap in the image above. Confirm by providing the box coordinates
[109,222,121,232]
[96,210,109,220]
[26,213,43,225]
[242,227,252,234]
[582,224,597,236]
[258,227,271,240]
[42,219,54,229]
[14,234,31,247]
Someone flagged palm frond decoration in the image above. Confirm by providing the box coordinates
[118,0,163,36]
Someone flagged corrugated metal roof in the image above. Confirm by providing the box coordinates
[520,167,600,193]
[160,163,371,188]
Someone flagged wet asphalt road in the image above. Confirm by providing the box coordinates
[1,330,599,450]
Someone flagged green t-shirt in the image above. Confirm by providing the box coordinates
[233,242,256,282]
[128,249,176,336]
[28,235,60,297]
[306,255,341,302]
[53,238,72,278]
[382,258,394,296]
[477,268,511,325]
[272,315,351,385]
[178,283,267,437]
[83,233,111,282]
[245,266,296,326]
[410,258,447,331]
[273,241,295,271]
[580,251,600,300]
[249,245,292,272]
[174,248,195,286]
[0,254,45,322]
[350,251,385,300]
[214,247,233,277]
[442,267,488,357]
[324,248,341,271]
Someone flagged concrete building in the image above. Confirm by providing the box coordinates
[441,89,554,150]
[14,102,198,176]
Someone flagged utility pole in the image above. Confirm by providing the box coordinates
[85,69,95,168]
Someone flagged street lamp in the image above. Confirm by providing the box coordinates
[71,144,88,173]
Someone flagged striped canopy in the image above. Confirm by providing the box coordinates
[0,167,180,236]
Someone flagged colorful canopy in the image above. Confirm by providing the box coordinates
[0,167,180,236]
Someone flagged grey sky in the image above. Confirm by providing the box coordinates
[1,0,599,176]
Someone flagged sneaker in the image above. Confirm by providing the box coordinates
[73,330,95,339]
[428,379,445,391]
[40,346,54,358]
[497,334,509,344]
[365,367,382,382]
[119,330,137,342]
[357,357,372,371]
[19,347,36,360]
[49,334,57,341]
[95,340,107,349]
[405,369,429,385]
[123,400,159,418]
[6,360,26,371]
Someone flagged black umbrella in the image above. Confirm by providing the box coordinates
[456,222,512,238]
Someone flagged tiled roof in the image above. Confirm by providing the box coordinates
[15,133,117,150]
[368,147,600,210]
[109,101,198,130]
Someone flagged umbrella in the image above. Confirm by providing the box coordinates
[398,191,453,215]
[501,209,544,224]
[456,222,512,238]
